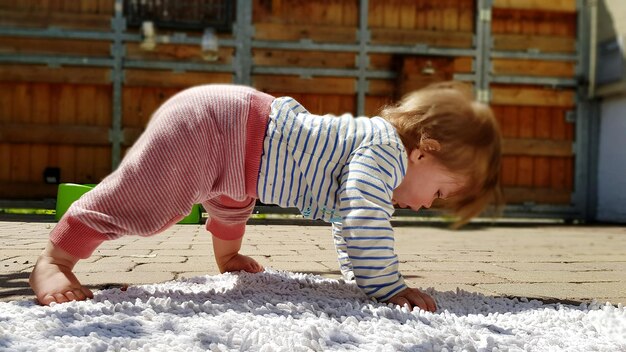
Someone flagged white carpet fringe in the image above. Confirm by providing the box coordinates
[0,269,624,351]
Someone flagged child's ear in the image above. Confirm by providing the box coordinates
[409,149,424,163]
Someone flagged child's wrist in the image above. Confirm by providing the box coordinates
[212,235,244,273]
[207,219,245,241]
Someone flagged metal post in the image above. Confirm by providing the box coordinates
[573,0,599,222]
[234,0,253,85]
[110,0,125,170]
[356,0,369,116]
[476,0,492,103]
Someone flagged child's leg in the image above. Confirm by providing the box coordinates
[30,86,239,304]
[204,197,264,273]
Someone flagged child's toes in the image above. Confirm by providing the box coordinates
[39,294,56,306]
[251,263,263,273]
[82,287,94,299]
[64,290,78,301]
[70,288,89,301]
[65,288,93,302]
[52,292,69,304]
[74,287,93,300]
[244,264,254,272]
[67,289,89,301]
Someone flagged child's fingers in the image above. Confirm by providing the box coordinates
[406,292,429,311]
[400,288,437,312]
[420,292,437,312]
[394,296,411,309]
[52,292,69,303]
[389,293,420,310]
[412,289,437,312]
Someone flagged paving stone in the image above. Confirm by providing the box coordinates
[0,256,37,273]
[401,270,506,285]
[476,282,626,304]
[120,255,187,265]
[92,249,153,257]
[74,261,136,273]
[492,270,625,283]
[0,249,43,257]
[399,260,515,274]
[152,242,193,250]
[132,261,219,273]
[79,271,176,287]
[497,262,609,272]
[190,244,214,252]
[244,246,300,256]
[150,249,197,257]
[268,253,338,262]
[264,261,329,273]
[115,242,168,251]
[405,283,499,298]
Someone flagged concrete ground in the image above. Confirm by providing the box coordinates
[1,218,625,306]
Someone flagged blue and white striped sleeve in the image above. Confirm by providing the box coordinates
[337,144,407,302]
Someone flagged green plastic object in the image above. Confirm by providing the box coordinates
[55,183,201,224]
[55,183,94,221]
[178,204,201,224]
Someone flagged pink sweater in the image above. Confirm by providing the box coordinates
[50,85,274,259]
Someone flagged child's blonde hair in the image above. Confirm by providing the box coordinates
[380,81,502,227]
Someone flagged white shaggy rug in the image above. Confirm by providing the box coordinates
[0,270,624,352]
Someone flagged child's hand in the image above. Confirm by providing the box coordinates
[386,287,437,312]
[212,235,264,274]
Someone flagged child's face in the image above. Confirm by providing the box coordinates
[392,149,466,211]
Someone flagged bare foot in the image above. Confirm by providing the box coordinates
[29,241,93,305]
[218,253,264,274]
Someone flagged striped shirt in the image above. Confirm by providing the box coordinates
[257,97,409,301]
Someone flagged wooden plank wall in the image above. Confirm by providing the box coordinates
[0,0,234,198]
[491,1,577,204]
[0,0,115,198]
[0,0,580,208]
[252,0,475,115]
[252,0,358,116]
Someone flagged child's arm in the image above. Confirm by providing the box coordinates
[337,144,436,311]
[205,196,263,273]
[337,145,405,299]
[332,222,355,280]
[212,234,263,274]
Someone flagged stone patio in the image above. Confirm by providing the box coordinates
[1,218,625,306]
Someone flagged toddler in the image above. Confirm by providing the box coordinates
[29,81,501,312]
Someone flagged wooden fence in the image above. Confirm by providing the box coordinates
[0,0,581,211]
